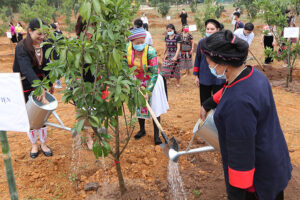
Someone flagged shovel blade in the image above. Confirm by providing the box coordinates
[160,143,170,157]
[160,136,179,158]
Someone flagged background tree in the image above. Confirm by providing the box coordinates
[158,2,171,17]
[19,0,57,23]
[195,0,225,36]
[256,0,300,87]
[33,0,145,196]
[234,0,259,21]
[60,0,79,32]
[0,6,14,35]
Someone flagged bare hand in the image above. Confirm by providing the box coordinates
[194,76,200,87]
[200,106,207,120]
[172,56,177,62]
[36,89,46,102]
[190,49,193,54]
[143,92,149,100]
[49,86,54,94]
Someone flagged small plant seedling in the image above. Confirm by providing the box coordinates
[193,189,201,198]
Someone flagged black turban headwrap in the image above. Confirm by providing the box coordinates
[201,30,249,67]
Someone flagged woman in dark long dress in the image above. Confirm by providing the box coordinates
[201,30,292,200]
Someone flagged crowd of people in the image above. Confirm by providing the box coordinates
[9,6,297,200]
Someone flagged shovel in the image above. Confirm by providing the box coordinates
[144,100,179,155]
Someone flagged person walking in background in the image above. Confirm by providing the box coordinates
[13,18,54,158]
[180,25,194,76]
[233,12,244,31]
[53,22,63,36]
[73,15,103,150]
[162,24,182,87]
[231,7,240,31]
[194,19,224,105]
[124,27,169,145]
[15,22,25,42]
[134,18,153,46]
[180,9,188,27]
[50,22,63,89]
[261,24,276,64]
[9,22,17,43]
[200,30,292,200]
[141,13,149,31]
[234,22,255,46]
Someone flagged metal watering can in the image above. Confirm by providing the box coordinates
[26,92,71,131]
[169,109,219,162]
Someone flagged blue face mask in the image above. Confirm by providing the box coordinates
[206,33,212,37]
[209,64,226,79]
[133,43,146,52]
[168,31,174,36]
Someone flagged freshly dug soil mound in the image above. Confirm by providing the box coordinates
[258,64,287,81]
[257,64,300,93]
[87,179,162,200]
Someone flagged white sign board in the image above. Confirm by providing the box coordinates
[284,27,299,38]
[189,25,197,32]
[166,16,171,21]
[0,73,29,132]
[6,32,12,39]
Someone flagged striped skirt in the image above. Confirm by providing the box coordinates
[180,51,193,69]
[162,52,181,79]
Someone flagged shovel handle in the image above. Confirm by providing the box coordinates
[144,100,169,144]
[249,49,264,71]
[139,90,170,144]
[145,100,164,133]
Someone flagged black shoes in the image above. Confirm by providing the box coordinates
[154,136,162,145]
[30,149,39,159]
[30,145,53,158]
[134,130,146,139]
[41,145,53,157]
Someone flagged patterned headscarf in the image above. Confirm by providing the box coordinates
[128,28,146,41]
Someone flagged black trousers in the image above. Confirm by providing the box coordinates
[17,33,23,42]
[143,23,148,31]
[199,84,223,105]
[264,35,274,64]
[228,185,284,200]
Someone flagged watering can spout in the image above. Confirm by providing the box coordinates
[168,146,215,162]
[169,148,179,162]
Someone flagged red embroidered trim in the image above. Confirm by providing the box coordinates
[226,66,253,88]
[228,167,255,189]
[193,67,199,72]
[24,89,34,93]
[212,87,224,104]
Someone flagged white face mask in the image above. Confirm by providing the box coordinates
[243,31,250,36]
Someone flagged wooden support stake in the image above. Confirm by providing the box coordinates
[0,131,18,200]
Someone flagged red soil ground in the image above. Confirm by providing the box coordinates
[0,5,299,200]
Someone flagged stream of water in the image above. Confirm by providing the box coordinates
[168,160,187,200]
